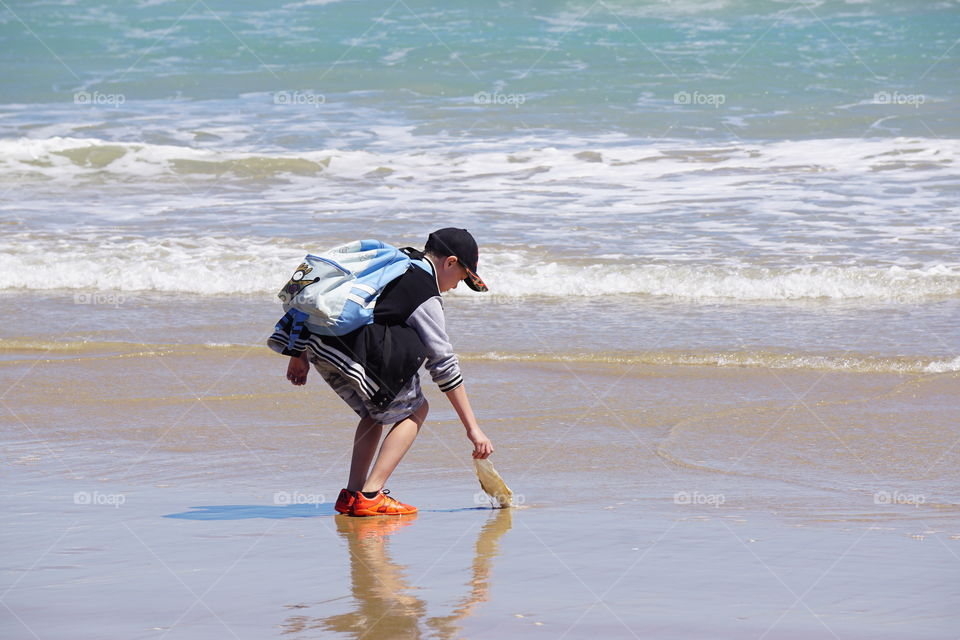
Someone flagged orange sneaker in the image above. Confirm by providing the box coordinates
[350,489,417,516]
[334,488,356,514]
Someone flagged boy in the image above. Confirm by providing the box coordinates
[269,228,494,516]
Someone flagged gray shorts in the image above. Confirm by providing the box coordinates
[311,357,426,425]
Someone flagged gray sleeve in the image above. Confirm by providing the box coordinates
[405,296,463,392]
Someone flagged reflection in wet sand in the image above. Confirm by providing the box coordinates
[282,509,512,639]
[427,509,513,639]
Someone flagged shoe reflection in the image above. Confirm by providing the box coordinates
[283,509,513,639]
[320,515,425,638]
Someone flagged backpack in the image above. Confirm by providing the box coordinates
[276,239,430,346]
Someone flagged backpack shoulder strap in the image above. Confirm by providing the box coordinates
[399,246,432,273]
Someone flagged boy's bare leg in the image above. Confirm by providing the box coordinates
[347,417,383,492]
[361,400,429,493]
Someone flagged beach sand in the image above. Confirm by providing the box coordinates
[3,297,958,639]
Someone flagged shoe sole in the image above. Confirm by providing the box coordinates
[349,508,417,517]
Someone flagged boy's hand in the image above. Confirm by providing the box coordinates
[468,427,493,459]
[286,353,309,386]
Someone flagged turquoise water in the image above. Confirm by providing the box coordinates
[1,0,958,363]
[2,0,957,140]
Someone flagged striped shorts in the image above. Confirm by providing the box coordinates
[311,357,426,425]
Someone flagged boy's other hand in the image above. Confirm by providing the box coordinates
[468,427,493,459]
[286,353,310,386]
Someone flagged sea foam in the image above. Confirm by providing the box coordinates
[1,234,956,302]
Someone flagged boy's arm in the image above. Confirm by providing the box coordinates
[406,297,493,458]
[445,384,493,459]
[406,297,463,391]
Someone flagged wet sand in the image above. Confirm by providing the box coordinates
[3,322,959,639]
[5,478,958,640]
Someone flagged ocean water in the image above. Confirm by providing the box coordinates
[1,1,958,362]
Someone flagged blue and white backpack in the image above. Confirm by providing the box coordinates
[276,239,430,344]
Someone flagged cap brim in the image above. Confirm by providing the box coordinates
[463,265,488,292]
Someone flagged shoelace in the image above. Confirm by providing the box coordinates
[380,490,414,512]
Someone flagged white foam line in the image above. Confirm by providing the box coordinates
[0,235,957,300]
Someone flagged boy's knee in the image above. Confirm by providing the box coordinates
[393,399,428,429]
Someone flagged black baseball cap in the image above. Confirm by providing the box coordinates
[424,227,489,292]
